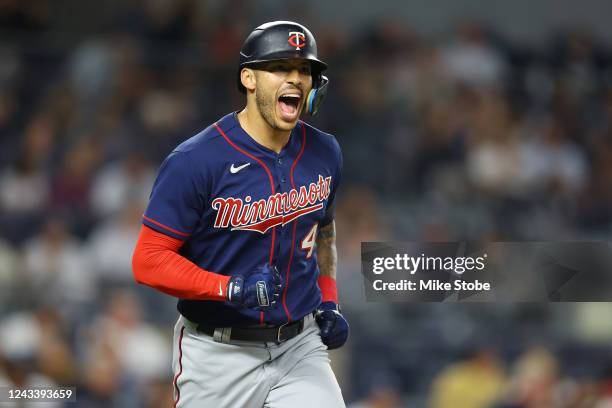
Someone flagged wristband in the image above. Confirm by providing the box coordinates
[317,275,338,303]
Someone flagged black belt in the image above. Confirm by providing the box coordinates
[195,317,307,344]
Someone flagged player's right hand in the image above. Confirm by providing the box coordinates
[226,264,283,309]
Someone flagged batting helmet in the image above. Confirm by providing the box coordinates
[237,21,329,115]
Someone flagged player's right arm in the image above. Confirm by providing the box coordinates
[132,224,282,308]
[131,149,230,300]
[132,224,230,300]
[132,149,281,307]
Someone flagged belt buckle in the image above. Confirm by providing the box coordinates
[276,321,289,343]
[213,327,232,344]
[276,318,305,343]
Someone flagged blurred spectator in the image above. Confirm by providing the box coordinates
[50,140,99,210]
[0,112,55,242]
[596,366,612,408]
[135,87,199,161]
[0,239,19,308]
[0,309,68,408]
[348,368,403,408]
[441,22,508,88]
[87,201,145,284]
[0,312,42,364]
[575,139,612,232]
[34,307,77,385]
[89,153,154,219]
[0,45,21,88]
[81,289,171,383]
[498,347,561,408]
[466,92,525,197]
[429,348,507,408]
[77,332,140,408]
[22,218,95,317]
[68,39,115,104]
[525,117,588,196]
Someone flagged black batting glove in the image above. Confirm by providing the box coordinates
[315,301,349,350]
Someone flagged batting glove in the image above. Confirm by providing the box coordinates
[227,264,283,310]
[315,301,349,350]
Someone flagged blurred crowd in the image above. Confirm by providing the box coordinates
[1,0,612,406]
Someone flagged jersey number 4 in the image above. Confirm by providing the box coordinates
[300,224,318,258]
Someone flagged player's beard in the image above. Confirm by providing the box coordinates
[255,86,279,130]
[254,83,298,132]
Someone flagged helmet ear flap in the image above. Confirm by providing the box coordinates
[305,75,328,116]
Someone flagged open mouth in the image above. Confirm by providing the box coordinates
[277,93,302,121]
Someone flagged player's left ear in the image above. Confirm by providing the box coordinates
[240,68,256,92]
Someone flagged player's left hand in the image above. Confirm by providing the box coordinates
[315,301,349,350]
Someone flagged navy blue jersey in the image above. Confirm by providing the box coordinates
[143,112,342,326]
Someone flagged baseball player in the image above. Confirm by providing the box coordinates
[132,21,348,407]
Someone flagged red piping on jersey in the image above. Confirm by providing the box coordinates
[283,222,298,321]
[143,215,191,237]
[282,122,308,322]
[215,122,277,326]
[214,123,277,266]
[172,325,185,408]
[290,124,307,188]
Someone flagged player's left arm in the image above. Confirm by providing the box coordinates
[315,220,349,350]
[316,220,337,285]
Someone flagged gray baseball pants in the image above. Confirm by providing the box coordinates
[171,314,346,408]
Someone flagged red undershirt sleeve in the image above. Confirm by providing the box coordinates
[132,225,230,300]
[318,275,338,303]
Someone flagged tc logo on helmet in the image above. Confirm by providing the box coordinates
[288,31,306,50]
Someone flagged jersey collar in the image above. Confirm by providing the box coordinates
[216,112,301,159]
